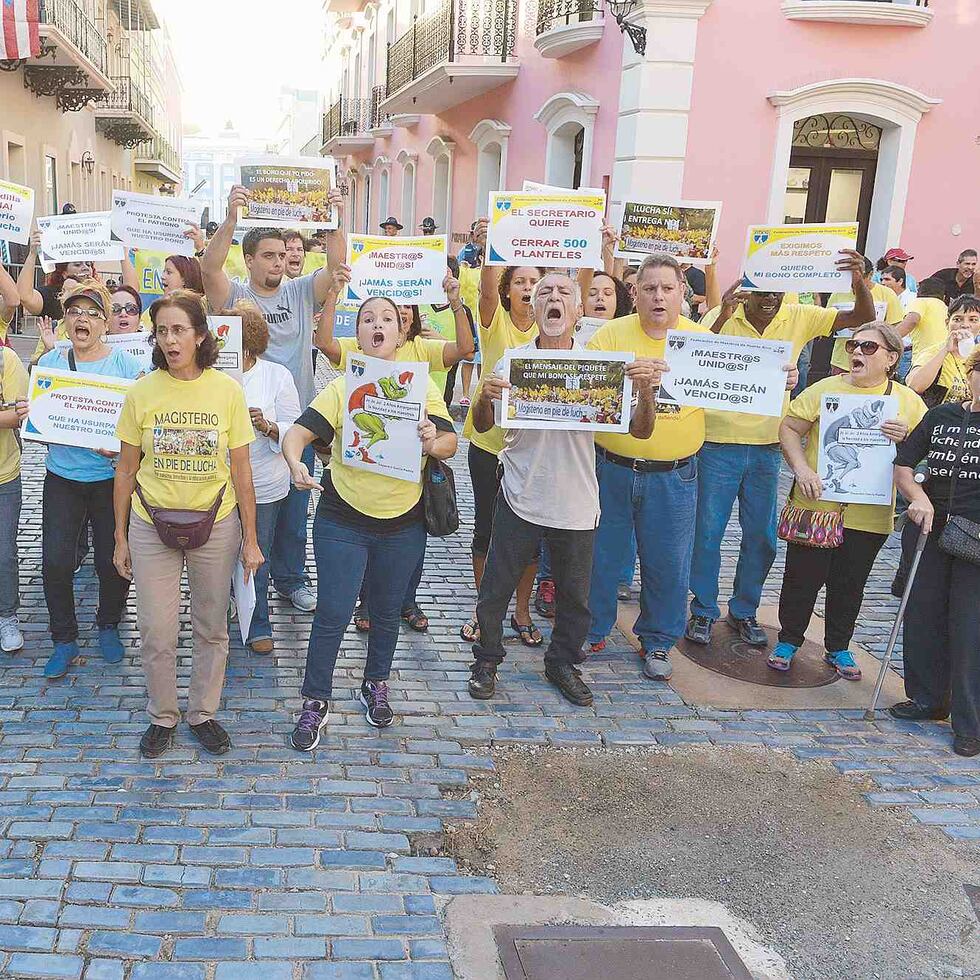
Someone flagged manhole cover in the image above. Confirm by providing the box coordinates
[495,925,752,980]
[677,621,839,688]
[965,885,980,922]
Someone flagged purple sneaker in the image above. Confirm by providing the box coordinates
[290,699,329,752]
[359,681,394,728]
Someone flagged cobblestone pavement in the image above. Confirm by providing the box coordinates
[2,439,978,980]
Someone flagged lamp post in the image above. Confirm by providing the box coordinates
[605,0,647,55]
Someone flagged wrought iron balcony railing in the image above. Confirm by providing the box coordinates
[323,96,373,143]
[39,0,108,75]
[99,74,154,125]
[371,85,390,129]
[386,0,515,98]
[535,0,602,35]
[135,135,182,176]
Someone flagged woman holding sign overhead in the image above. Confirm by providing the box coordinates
[35,282,144,681]
[283,296,457,750]
[770,323,925,679]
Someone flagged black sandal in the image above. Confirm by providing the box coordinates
[353,602,370,633]
[401,604,429,633]
[460,619,480,643]
[510,615,543,647]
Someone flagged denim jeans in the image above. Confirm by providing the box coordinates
[248,497,284,643]
[0,477,21,618]
[897,346,913,383]
[270,444,313,595]
[42,471,130,643]
[302,511,426,701]
[588,452,698,650]
[359,542,426,616]
[540,534,635,587]
[689,442,782,622]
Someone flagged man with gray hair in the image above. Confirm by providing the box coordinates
[468,272,661,705]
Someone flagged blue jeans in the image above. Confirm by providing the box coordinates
[689,442,782,622]
[897,346,913,382]
[0,477,21,618]
[270,445,313,595]
[588,453,698,650]
[541,534,635,587]
[302,511,426,701]
[248,497,284,643]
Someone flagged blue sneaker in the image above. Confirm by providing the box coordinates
[98,627,124,664]
[44,641,78,679]
[767,642,797,672]
[825,649,862,681]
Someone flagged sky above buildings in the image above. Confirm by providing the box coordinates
[155,0,324,140]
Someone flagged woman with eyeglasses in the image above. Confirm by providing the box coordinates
[769,323,926,678]
[34,281,144,680]
[108,286,144,334]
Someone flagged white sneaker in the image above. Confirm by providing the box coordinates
[0,617,24,653]
[281,586,316,613]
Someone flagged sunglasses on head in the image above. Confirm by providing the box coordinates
[112,303,140,315]
[845,339,885,355]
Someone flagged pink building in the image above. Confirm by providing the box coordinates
[319,0,976,283]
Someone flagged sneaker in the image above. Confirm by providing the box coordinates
[359,681,394,728]
[249,637,274,655]
[0,616,24,653]
[534,579,556,619]
[459,396,471,407]
[725,613,767,647]
[98,626,124,664]
[888,700,950,722]
[280,586,317,613]
[139,723,175,759]
[588,639,606,654]
[468,661,497,700]
[44,641,78,679]
[642,648,673,681]
[544,662,594,706]
[617,583,632,602]
[290,699,329,752]
[685,614,714,645]
[767,642,798,671]
[953,735,980,758]
[825,649,861,681]
[189,719,231,755]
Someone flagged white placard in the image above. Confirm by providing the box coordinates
[22,366,133,452]
[346,234,447,304]
[111,191,199,257]
[521,180,604,196]
[0,179,35,246]
[237,154,339,230]
[55,331,155,372]
[574,316,606,346]
[208,315,243,384]
[341,355,428,483]
[37,211,124,267]
[661,331,793,417]
[741,222,858,293]
[615,199,721,267]
[486,190,605,269]
[817,392,899,505]
[829,299,888,339]
[232,560,256,646]
[500,349,634,432]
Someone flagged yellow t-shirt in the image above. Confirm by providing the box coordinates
[0,309,10,345]
[310,374,452,519]
[699,302,839,445]
[463,304,538,456]
[907,297,949,362]
[458,265,480,322]
[587,313,705,461]
[787,375,926,534]
[0,348,28,486]
[909,342,970,405]
[31,322,69,364]
[116,367,255,524]
[333,336,447,376]
[829,283,904,371]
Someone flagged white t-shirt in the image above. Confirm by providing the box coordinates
[242,357,301,504]
[492,340,601,531]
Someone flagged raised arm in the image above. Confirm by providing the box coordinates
[829,251,876,332]
[906,335,964,394]
[438,270,475,367]
[201,186,247,312]
[0,259,19,322]
[313,264,349,366]
[708,280,748,334]
[119,251,139,291]
[16,230,45,316]
[704,247,721,312]
[313,188,347,307]
[473,217,499,328]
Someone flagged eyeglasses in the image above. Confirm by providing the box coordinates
[112,303,140,316]
[65,307,106,322]
[154,324,193,339]
[845,339,886,355]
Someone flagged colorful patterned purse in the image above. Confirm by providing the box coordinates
[777,485,846,549]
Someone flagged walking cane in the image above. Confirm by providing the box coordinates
[864,524,929,721]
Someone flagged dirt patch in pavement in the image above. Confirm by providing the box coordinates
[439,747,980,980]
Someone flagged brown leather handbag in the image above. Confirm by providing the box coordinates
[135,484,225,550]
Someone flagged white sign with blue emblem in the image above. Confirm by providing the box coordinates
[741,222,858,293]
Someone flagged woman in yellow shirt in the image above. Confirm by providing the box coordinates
[113,290,262,760]
[906,295,980,408]
[771,323,926,678]
[283,296,458,749]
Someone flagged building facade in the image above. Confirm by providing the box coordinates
[317,0,976,278]
[0,0,182,219]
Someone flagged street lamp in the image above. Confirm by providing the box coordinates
[605,0,647,56]
[81,151,96,175]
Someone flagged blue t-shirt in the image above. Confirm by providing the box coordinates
[37,347,144,483]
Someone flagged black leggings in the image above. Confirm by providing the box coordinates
[468,442,501,558]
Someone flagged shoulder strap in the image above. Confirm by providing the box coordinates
[67,349,77,372]
[885,380,893,395]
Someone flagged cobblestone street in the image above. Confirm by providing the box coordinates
[2,440,979,979]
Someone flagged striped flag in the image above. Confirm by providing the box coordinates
[2,0,40,60]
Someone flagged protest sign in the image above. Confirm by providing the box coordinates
[341,354,428,483]
[55,332,155,372]
[334,299,359,339]
[615,200,721,266]
[22,366,133,452]
[238,155,339,230]
[741,222,858,293]
[232,560,256,646]
[817,392,898,505]
[828,297,889,340]
[574,316,606,346]
[111,191,199,256]
[208,315,243,384]
[521,180,604,196]
[661,331,793,417]
[500,349,634,432]
[37,211,123,268]
[0,179,34,246]
[345,234,446,304]
[486,190,605,269]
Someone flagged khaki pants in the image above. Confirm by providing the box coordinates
[130,512,242,727]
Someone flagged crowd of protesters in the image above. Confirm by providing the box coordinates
[0,185,977,763]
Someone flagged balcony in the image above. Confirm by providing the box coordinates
[782,0,932,27]
[534,0,604,58]
[382,0,519,116]
[95,75,156,147]
[370,85,393,135]
[134,135,182,186]
[321,96,375,154]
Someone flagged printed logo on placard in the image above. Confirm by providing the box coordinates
[826,398,840,412]
[753,231,770,245]
[351,358,366,377]
[495,200,512,211]
[37,377,52,390]
[352,241,365,253]
[667,336,686,351]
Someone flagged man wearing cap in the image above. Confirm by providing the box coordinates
[380,217,403,237]
[877,248,917,294]
[420,217,437,236]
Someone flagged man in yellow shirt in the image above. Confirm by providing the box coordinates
[686,250,872,649]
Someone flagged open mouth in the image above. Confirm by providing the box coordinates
[520,294,532,305]
[850,355,866,371]
[593,302,607,314]
[165,348,181,359]
[74,326,90,339]
[545,306,563,322]
[371,330,385,349]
